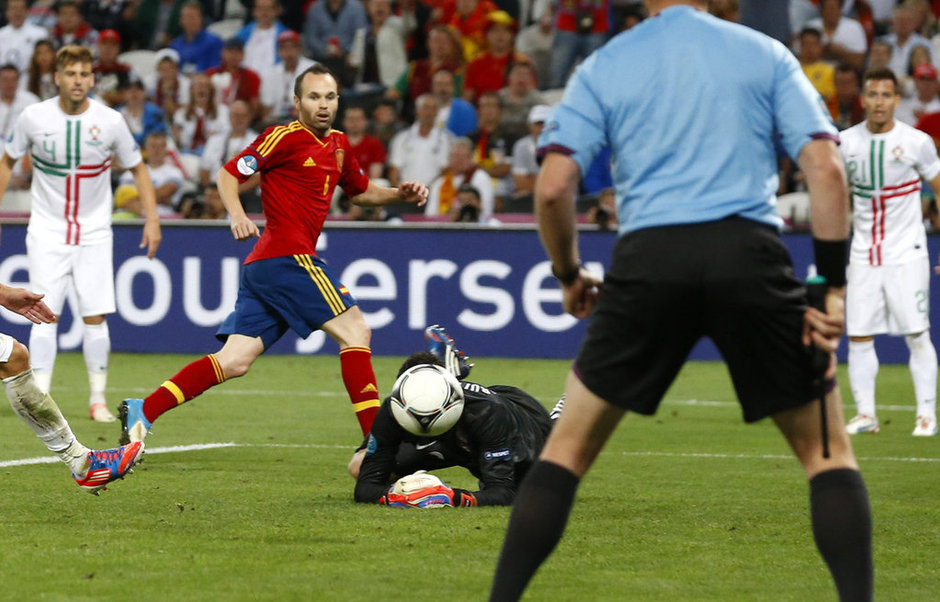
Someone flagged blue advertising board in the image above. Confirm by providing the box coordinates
[0,221,934,363]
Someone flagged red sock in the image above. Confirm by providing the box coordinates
[142,355,226,423]
[340,346,380,436]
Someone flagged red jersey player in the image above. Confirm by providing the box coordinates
[118,64,429,452]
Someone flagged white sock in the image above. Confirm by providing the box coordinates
[28,322,58,394]
[3,369,89,474]
[905,331,937,420]
[83,321,109,407]
[848,339,879,417]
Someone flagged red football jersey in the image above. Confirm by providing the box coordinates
[224,121,370,264]
[349,134,387,173]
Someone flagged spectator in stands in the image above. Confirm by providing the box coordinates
[799,27,836,102]
[0,0,49,75]
[883,4,931,78]
[425,136,493,220]
[707,0,739,22]
[468,90,516,210]
[206,37,262,121]
[369,98,406,147]
[172,72,229,155]
[169,0,224,74]
[805,0,867,72]
[432,68,476,136]
[446,0,500,61]
[303,0,368,85]
[81,0,133,45]
[93,29,133,107]
[147,47,190,118]
[133,0,186,50]
[510,103,550,205]
[514,5,553,90]
[387,24,465,120]
[498,61,543,139]
[828,63,864,130]
[118,132,184,215]
[900,43,933,97]
[199,99,258,188]
[586,187,616,231]
[235,0,290,75]
[50,0,99,50]
[343,105,387,179]
[26,39,58,100]
[0,64,39,155]
[118,78,166,147]
[866,38,892,72]
[388,93,452,190]
[260,30,315,125]
[112,183,146,219]
[179,181,228,219]
[462,10,528,103]
[359,0,408,89]
[550,0,611,88]
[395,0,431,62]
[898,63,940,125]
[451,183,483,221]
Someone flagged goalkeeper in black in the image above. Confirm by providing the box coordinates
[351,327,556,507]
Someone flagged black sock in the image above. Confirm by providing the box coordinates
[809,468,874,601]
[489,461,580,602]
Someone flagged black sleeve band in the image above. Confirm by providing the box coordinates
[551,263,582,285]
[812,238,848,287]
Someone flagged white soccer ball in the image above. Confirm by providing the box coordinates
[390,364,465,437]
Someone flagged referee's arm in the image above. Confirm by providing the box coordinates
[798,138,850,244]
[536,152,600,318]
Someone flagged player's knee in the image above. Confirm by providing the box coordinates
[904,330,931,352]
[1,340,31,377]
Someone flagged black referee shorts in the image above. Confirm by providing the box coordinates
[574,217,819,423]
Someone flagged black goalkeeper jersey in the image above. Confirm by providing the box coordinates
[354,381,553,506]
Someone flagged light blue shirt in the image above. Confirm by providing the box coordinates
[539,5,836,235]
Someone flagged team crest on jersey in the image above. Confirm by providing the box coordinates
[339,286,349,295]
[87,125,103,146]
[335,148,344,171]
[237,154,259,176]
[892,145,905,161]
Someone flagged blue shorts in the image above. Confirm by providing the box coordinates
[216,254,357,349]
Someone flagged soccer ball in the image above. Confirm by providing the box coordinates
[390,364,465,437]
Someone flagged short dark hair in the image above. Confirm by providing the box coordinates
[863,67,898,89]
[0,62,19,74]
[799,27,822,42]
[398,352,443,376]
[293,63,336,99]
[457,184,480,199]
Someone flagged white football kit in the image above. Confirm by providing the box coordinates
[840,119,940,336]
[5,97,142,315]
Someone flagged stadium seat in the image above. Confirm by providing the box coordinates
[207,19,244,40]
[118,50,158,84]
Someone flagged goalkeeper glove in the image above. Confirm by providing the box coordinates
[379,470,477,507]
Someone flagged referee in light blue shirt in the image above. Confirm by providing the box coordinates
[489,2,873,601]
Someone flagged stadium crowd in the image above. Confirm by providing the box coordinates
[1,0,940,226]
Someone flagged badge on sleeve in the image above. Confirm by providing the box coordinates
[237,154,259,176]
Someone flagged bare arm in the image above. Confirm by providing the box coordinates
[796,138,850,360]
[536,152,601,318]
[0,283,56,323]
[350,179,428,207]
[129,161,162,258]
[217,167,260,240]
[0,153,17,199]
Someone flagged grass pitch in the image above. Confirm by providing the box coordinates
[0,353,936,601]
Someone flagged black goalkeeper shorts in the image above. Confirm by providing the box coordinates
[574,217,819,423]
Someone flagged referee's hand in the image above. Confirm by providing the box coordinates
[802,287,845,377]
[561,268,602,319]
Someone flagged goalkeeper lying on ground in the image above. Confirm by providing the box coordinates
[349,325,560,507]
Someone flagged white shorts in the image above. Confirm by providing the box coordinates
[26,233,116,318]
[0,333,13,362]
[846,258,931,337]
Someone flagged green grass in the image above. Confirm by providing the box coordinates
[0,353,936,601]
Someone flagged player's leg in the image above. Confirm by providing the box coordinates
[73,238,118,421]
[322,305,381,436]
[1,332,144,491]
[885,258,937,435]
[905,330,938,436]
[845,262,885,433]
[25,234,71,394]
[119,334,263,444]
